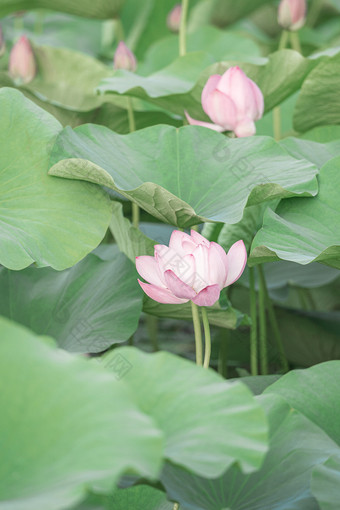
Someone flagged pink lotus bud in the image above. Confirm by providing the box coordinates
[0,26,5,57]
[9,36,36,84]
[185,66,264,138]
[278,0,307,31]
[136,231,247,307]
[167,4,182,32]
[113,41,137,72]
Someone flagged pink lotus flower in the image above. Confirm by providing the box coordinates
[136,230,247,307]
[278,0,306,31]
[167,4,182,32]
[186,66,264,138]
[9,35,36,84]
[114,41,137,72]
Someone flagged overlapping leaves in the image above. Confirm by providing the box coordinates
[0,319,268,509]
[0,88,112,270]
[49,124,318,228]
[0,249,143,353]
[250,156,340,268]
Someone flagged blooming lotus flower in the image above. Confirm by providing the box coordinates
[185,66,264,138]
[9,35,36,84]
[278,0,307,31]
[136,230,247,307]
[114,41,137,72]
[167,4,182,32]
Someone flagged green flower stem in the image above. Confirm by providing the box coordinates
[249,266,258,376]
[14,14,24,31]
[114,18,125,42]
[126,96,140,228]
[279,29,289,50]
[146,314,159,352]
[101,20,115,50]
[273,107,281,141]
[173,504,179,510]
[257,265,268,375]
[131,202,140,229]
[34,11,45,34]
[202,307,212,369]
[191,301,203,366]
[290,31,302,53]
[273,30,289,140]
[307,0,324,27]
[179,0,190,57]
[127,96,136,133]
[218,332,228,378]
[260,275,289,374]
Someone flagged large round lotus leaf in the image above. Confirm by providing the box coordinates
[312,455,340,510]
[49,124,318,228]
[0,88,112,270]
[0,250,143,353]
[161,393,339,510]
[0,0,125,19]
[294,52,340,133]
[101,347,269,478]
[265,360,340,446]
[0,318,162,510]
[140,26,261,74]
[97,49,323,118]
[250,156,340,268]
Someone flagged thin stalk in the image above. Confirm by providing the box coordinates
[101,20,115,51]
[128,335,134,346]
[132,202,140,229]
[14,14,24,31]
[114,17,125,42]
[218,332,228,378]
[273,107,281,141]
[257,265,268,375]
[191,301,203,366]
[305,289,317,310]
[202,307,211,369]
[249,266,258,376]
[296,287,310,310]
[146,314,159,352]
[173,504,179,510]
[273,30,289,140]
[191,224,199,232]
[261,282,289,374]
[179,0,190,57]
[34,11,45,34]
[307,0,324,27]
[290,31,302,53]
[126,96,139,228]
[279,29,289,50]
[127,96,136,133]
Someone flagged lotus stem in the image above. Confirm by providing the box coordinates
[258,265,268,375]
[191,301,203,366]
[258,272,289,373]
[273,30,289,140]
[202,307,211,369]
[179,0,190,56]
[218,332,228,378]
[273,107,281,141]
[290,31,302,53]
[249,266,258,376]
